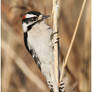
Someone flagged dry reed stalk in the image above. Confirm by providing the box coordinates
[2,41,48,92]
[79,1,91,91]
[2,56,14,92]
[83,4,91,92]
[60,0,87,81]
[0,19,1,92]
[52,0,61,83]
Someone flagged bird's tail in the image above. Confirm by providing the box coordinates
[59,81,65,92]
[47,80,65,92]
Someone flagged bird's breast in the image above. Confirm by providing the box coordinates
[27,25,54,63]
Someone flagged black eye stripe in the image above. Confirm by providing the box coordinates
[30,17,37,21]
[22,17,37,23]
[32,17,37,20]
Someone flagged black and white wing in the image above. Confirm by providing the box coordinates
[24,32,41,70]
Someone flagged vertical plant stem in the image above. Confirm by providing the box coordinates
[60,0,87,81]
[2,56,14,92]
[52,0,59,83]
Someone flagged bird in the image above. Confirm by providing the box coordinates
[21,11,65,92]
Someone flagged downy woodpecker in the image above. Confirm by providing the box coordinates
[21,11,65,92]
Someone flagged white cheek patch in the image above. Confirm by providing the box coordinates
[22,22,33,32]
[26,14,36,18]
[22,23,27,32]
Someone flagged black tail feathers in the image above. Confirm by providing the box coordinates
[59,81,65,92]
[49,81,65,92]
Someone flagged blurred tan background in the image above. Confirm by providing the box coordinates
[1,0,91,92]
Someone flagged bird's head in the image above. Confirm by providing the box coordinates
[21,11,49,32]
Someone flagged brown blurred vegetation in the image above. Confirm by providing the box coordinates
[1,0,91,92]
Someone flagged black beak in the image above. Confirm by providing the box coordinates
[42,15,50,19]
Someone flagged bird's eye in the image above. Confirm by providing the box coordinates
[31,17,37,21]
[34,17,37,20]
[32,18,34,21]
